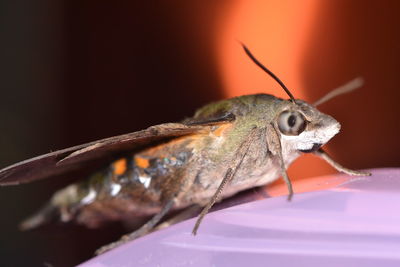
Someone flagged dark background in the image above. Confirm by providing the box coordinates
[0,2,228,266]
[0,1,399,266]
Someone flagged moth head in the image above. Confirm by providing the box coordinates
[241,43,363,153]
[275,100,340,153]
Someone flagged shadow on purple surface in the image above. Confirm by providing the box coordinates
[80,168,400,267]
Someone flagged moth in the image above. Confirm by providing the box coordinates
[0,44,370,255]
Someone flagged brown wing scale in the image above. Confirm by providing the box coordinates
[0,123,218,186]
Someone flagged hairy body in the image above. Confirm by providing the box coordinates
[21,94,340,230]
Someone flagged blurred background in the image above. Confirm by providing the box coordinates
[0,1,399,266]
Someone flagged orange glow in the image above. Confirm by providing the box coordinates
[217,0,318,100]
[265,173,351,197]
[216,0,335,179]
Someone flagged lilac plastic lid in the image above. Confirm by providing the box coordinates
[79,168,400,267]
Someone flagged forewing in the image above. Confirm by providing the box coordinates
[183,112,236,126]
[0,123,213,186]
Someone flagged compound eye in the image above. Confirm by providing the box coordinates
[277,110,306,136]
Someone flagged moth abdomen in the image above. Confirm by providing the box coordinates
[19,138,197,230]
[19,202,58,231]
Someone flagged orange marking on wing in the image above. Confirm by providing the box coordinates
[140,133,206,156]
[135,156,150,169]
[213,123,231,137]
[112,158,127,175]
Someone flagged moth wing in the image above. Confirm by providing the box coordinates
[0,123,217,186]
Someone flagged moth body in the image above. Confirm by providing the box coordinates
[21,93,340,230]
[0,44,368,255]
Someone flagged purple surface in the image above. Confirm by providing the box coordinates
[79,168,400,267]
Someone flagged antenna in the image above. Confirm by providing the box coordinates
[241,43,296,102]
[313,77,364,107]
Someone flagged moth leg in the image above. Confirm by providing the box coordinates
[266,124,294,200]
[192,168,234,235]
[313,148,371,176]
[95,198,175,255]
[192,128,259,235]
[277,156,294,201]
[154,205,202,232]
